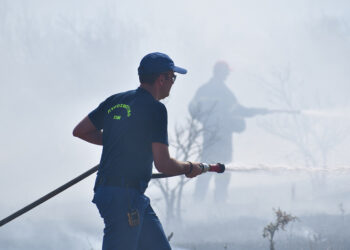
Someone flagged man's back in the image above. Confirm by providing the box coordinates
[89,87,168,183]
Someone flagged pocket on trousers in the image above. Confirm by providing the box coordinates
[92,188,114,218]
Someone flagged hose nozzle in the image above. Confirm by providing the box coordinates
[201,163,225,173]
[210,163,225,173]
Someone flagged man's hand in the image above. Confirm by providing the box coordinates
[185,163,203,178]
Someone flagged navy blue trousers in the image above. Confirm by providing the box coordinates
[93,186,171,250]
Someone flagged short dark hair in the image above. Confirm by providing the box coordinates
[139,72,163,85]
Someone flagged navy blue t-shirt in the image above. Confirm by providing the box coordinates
[88,87,168,184]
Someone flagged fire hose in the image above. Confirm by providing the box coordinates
[0,163,225,227]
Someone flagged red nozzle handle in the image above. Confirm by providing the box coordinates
[209,163,225,173]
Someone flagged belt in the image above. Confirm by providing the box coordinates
[96,176,144,190]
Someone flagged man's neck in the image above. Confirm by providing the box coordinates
[210,75,227,85]
[140,84,160,100]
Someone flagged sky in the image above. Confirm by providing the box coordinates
[0,0,350,249]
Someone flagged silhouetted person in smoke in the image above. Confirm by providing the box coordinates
[189,61,268,203]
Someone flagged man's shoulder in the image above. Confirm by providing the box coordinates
[102,89,136,103]
[104,88,166,111]
[110,89,136,98]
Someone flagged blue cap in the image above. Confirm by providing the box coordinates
[138,52,187,75]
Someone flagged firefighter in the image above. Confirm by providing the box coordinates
[73,52,204,250]
[189,61,268,203]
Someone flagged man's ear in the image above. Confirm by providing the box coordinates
[158,74,165,86]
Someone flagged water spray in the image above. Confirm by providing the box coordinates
[262,108,350,119]
[265,109,301,115]
[225,163,350,174]
[0,163,225,227]
[300,108,350,118]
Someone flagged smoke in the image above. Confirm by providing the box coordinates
[1,0,350,249]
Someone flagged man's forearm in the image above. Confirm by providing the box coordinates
[157,158,190,176]
[152,142,203,178]
[157,158,204,178]
[232,106,269,118]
